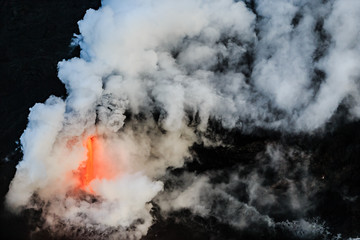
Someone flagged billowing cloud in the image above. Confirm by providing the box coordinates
[5,0,360,239]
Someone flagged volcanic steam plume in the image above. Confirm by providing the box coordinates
[5,0,360,239]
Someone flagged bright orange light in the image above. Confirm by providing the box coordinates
[76,135,119,193]
[85,137,95,186]
[78,136,96,192]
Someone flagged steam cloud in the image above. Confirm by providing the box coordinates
[5,0,360,239]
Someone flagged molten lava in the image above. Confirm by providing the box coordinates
[85,137,95,186]
[78,136,96,192]
[77,135,119,192]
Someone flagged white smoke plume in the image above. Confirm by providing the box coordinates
[5,0,360,239]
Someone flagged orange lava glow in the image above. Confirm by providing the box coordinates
[78,136,96,192]
[76,135,119,193]
[85,137,95,188]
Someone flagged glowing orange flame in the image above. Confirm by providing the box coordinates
[78,136,96,192]
[85,137,95,186]
[75,135,120,193]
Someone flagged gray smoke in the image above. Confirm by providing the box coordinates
[156,143,318,231]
